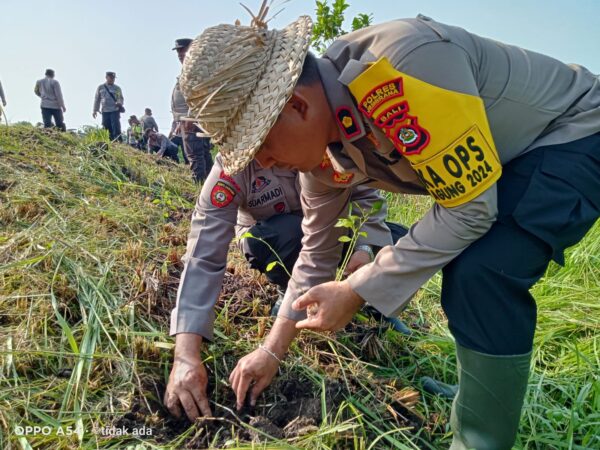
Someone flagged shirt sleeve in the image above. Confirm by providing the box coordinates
[93,86,101,113]
[276,172,350,322]
[276,177,392,322]
[54,81,65,109]
[170,155,246,340]
[0,81,5,103]
[347,42,499,316]
[157,136,167,157]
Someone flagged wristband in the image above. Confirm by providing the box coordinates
[355,244,374,262]
[259,345,282,364]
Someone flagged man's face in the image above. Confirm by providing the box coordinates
[176,46,189,64]
[106,76,115,85]
[254,86,337,172]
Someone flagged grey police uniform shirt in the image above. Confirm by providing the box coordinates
[93,83,124,113]
[169,154,392,340]
[276,15,600,322]
[140,114,159,132]
[150,133,176,157]
[34,77,65,109]
[171,78,189,122]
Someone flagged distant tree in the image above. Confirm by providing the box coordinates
[311,0,373,54]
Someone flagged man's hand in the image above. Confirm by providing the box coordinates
[2,101,6,107]
[62,106,67,113]
[229,347,279,410]
[229,317,299,411]
[92,112,97,119]
[344,250,372,276]
[293,281,365,332]
[164,334,212,421]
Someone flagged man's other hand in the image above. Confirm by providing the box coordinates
[164,334,212,421]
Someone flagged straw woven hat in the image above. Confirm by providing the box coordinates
[180,4,312,174]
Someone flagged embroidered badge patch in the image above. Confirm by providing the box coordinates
[211,181,236,208]
[347,56,502,207]
[274,202,286,213]
[320,153,332,170]
[251,176,271,193]
[219,171,241,192]
[358,78,404,117]
[335,106,361,139]
[333,171,354,184]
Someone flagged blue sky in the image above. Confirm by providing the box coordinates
[1,0,599,133]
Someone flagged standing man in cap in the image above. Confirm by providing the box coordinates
[179,11,600,449]
[171,38,213,183]
[34,69,66,131]
[93,71,124,141]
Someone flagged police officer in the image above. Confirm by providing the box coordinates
[164,152,406,420]
[171,38,213,182]
[179,13,600,449]
[145,129,180,162]
[93,71,124,141]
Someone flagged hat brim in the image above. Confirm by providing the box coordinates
[204,16,312,175]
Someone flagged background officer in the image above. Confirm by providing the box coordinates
[171,38,213,182]
[180,12,600,449]
[93,71,124,141]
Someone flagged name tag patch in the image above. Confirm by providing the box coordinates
[411,126,501,207]
[248,186,284,208]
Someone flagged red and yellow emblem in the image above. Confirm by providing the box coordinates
[320,153,332,169]
[332,171,354,184]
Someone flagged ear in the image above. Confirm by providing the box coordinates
[287,89,310,119]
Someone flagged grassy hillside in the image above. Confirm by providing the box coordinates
[0,125,598,449]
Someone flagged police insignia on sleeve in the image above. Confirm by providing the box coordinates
[211,181,236,208]
[335,106,361,139]
[219,171,241,192]
[347,56,503,208]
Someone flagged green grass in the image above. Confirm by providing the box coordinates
[0,124,598,449]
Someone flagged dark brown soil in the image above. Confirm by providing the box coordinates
[113,374,345,448]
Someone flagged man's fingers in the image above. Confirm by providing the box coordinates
[250,378,270,407]
[164,390,183,419]
[197,396,212,417]
[178,390,201,422]
[190,387,212,417]
[235,373,252,411]
[295,317,323,331]
[292,292,319,311]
